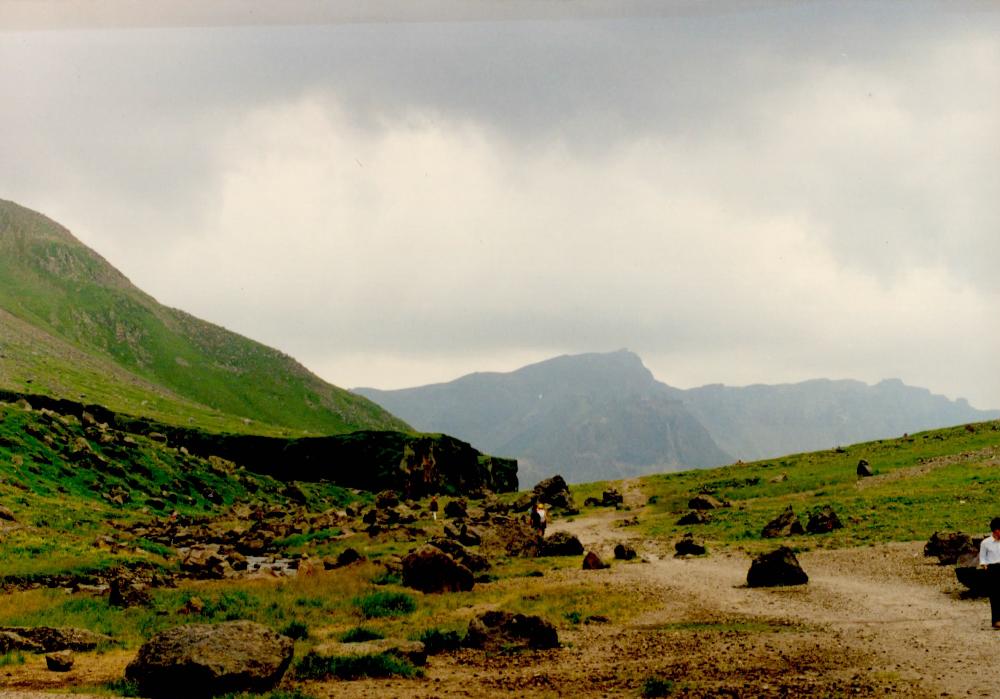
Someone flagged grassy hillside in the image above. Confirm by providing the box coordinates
[0,199,408,436]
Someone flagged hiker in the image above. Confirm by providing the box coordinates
[429,496,439,521]
[530,501,547,538]
[979,517,1000,628]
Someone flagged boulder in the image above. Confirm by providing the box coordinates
[458,524,482,547]
[582,551,609,570]
[806,506,844,534]
[925,531,980,565]
[479,516,541,558]
[955,551,988,596]
[761,506,805,538]
[444,499,468,520]
[0,630,44,653]
[677,510,711,525]
[601,489,624,507]
[857,459,874,477]
[532,476,578,513]
[688,494,727,511]
[108,570,152,608]
[0,504,16,521]
[540,532,584,557]
[46,650,74,672]
[464,611,559,651]
[401,546,474,593]
[613,543,637,561]
[674,534,706,557]
[746,546,809,587]
[181,545,234,580]
[331,547,366,568]
[124,621,294,698]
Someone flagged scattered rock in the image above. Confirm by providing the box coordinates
[108,569,152,608]
[613,543,637,560]
[582,551,609,570]
[45,650,74,672]
[0,504,16,521]
[806,506,844,534]
[478,515,540,558]
[746,546,809,587]
[857,459,873,477]
[124,621,294,698]
[401,546,474,593]
[0,630,44,653]
[674,533,707,557]
[375,490,400,508]
[688,494,727,510]
[180,545,235,579]
[444,498,468,519]
[532,475,578,513]
[331,547,366,568]
[761,506,805,538]
[464,611,559,651]
[924,531,980,565]
[955,551,987,596]
[0,626,111,652]
[540,532,584,557]
[677,510,711,525]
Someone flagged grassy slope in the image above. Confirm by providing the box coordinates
[0,199,408,436]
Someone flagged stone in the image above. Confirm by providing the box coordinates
[0,630,43,653]
[601,489,624,507]
[401,546,474,593]
[540,532,584,557]
[0,504,16,521]
[688,494,727,510]
[761,506,805,538]
[582,551,609,570]
[464,611,559,651]
[444,498,468,519]
[924,531,980,565]
[458,524,482,547]
[375,490,400,508]
[478,515,540,558]
[806,506,844,534]
[124,621,294,698]
[674,533,706,557]
[613,543,637,561]
[333,547,366,568]
[0,626,111,652]
[857,459,874,477]
[955,551,988,596]
[108,570,152,608]
[45,650,74,672]
[532,475,578,513]
[746,546,809,587]
[180,545,234,579]
[677,510,711,525]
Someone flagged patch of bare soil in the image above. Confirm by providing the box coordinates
[7,489,998,698]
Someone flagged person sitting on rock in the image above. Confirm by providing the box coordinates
[979,516,1000,629]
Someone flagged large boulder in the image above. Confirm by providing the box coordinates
[688,494,727,511]
[479,516,541,558]
[540,532,584,557]
[401,546,474,593]
[761,506,805,538]
[443,498,468,520]
[806,506,843,535]
[925,531,980,565]
[124,621,294,698]
[464,611,558,651]
[746,546,809,587]
[532,476,578,513]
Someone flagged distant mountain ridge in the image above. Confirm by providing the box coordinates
[0,199,408,436]
[356,350,1000,483]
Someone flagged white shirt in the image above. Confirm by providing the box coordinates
[979,535,1000,565]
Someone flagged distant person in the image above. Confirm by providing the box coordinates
[531,501,547,539]
[429,496,439,522]
[979,517,1000,628]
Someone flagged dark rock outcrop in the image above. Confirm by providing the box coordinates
[46,650,74,672]
[532,476,578,513]
[614,543,637,561]
[540,532,584,557]
[0,626,111,652]
[674,533,706,557]
[761,506,805,539]
[401,546,474,593]
[464,611,559,651]
[582,551,609,570]
[924,531,980,565]
[677,510,711,525]
[688,494,727,511]
[444,498,468,520]
[124,621,294,698]
[857,459,873,477]
[746,546,809,587]
[806,506,843,534]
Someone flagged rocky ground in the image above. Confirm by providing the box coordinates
[3,481,997,698]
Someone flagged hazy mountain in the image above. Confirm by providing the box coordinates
[677,379,1000,461]
[0,199,408,436]
[356,350,1000,483]
[356,350,731,483]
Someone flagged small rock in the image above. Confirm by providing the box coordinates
[806,506,844,534]
[761,505,805,539]
[582,551,609,570]
[613,543,637,560]
[674,533,707,557]
[46,650,74,672]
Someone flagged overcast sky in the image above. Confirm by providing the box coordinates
[2,1,998,408]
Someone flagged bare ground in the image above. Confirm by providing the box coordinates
[5,481,997,698]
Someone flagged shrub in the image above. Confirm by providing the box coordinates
[354,591,416,618]
[340,626,384,643]
[295,651,420,680]
[0,652,25,667]
[281,620,309,640]
[417,628,464,654]
[370,570,402,586]
[642,677,676,697]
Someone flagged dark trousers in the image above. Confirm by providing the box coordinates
[988,564,1000,624]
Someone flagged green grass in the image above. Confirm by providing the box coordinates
[354,591,417,619]
[294,651,421,680]
[340,626,385,643]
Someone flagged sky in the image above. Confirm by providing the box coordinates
[1,1,998,409]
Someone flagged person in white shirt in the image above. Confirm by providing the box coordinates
[978,517,1000,628]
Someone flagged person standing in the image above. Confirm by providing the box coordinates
[429,496,439,522]
[979,517,1000,628]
